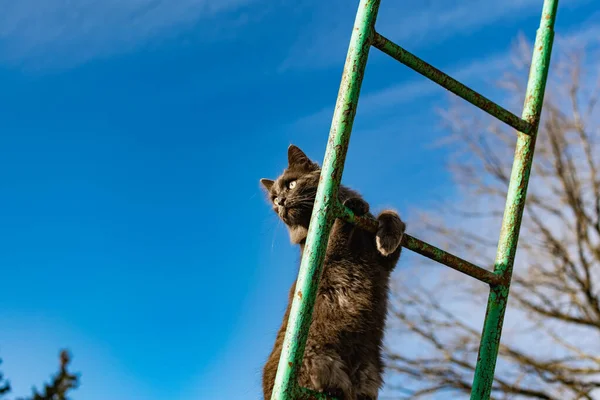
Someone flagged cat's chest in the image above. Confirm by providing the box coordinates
[318,263,375,313]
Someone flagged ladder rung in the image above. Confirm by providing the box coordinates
[276,384,338,400]
[270,1,558,398]
[336,202,502,286]
[299,387,338,399]
[371,32,533,135]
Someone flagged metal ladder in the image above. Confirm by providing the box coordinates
[270,0,559,398]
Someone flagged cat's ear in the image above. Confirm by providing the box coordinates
[288,145,318,171]
[260,178,274,191]
[288,145,310,166]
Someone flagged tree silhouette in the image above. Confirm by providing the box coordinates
[385,36,600,399]
[0,359,10,396]
[0,350,79,400]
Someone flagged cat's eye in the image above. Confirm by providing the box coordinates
[288,180,297,189]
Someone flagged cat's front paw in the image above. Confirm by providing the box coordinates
[343,197,370,217]
[355,362,381,400]
[376,210,405,256]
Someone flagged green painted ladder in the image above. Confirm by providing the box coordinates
[270,0,559,399]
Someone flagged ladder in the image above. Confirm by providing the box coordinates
[269,0,559,398]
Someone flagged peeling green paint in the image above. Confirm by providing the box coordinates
[269,1,380,398]
[268,0,558,399]
[337,202,502,286]
[470,1,558,398]
[372,33,534,135]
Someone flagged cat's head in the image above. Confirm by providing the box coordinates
[260,145,321,244]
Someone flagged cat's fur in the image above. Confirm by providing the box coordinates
[260,145,406,400]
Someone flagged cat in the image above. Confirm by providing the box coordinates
[260,145,406,400]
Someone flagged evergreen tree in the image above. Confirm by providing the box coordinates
[0,350,79,400]
[0,359,10,396]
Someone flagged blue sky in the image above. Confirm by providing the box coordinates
[0,1,598,399]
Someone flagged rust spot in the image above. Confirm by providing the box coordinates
[298,290,303,300]
[288,362,293,368]
[538,46,542,51]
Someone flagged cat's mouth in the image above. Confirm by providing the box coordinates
[277,206,288,219]
[278,206,307,226]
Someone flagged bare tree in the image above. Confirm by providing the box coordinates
[384,35,600,399]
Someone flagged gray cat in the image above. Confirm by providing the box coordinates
[260,145,405,400]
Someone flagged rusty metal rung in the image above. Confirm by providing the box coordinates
[269,1,558,398]
[372,32,534,135]
[336,203,502,286]
[300,387,338,400]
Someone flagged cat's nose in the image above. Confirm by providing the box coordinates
[275,196,286,206]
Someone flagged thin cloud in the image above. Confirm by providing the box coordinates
[280,0,593,72]
[0,0,259,68]
[289,52,510,133]
[289,20,600,133]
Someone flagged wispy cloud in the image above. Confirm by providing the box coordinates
[289,20,600,133]
[280,0,593,72]
[289,51,511,133]
[0,0,259,68]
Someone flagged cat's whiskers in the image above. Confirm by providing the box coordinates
[271,217,282,253]
[285,203,313,210]
[285,196,315,207]
[288,194,315,203]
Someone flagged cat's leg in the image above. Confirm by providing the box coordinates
[262,344,281,400]
[354,362,381,400]
[262,284,296,399]
[343,199,404,258]
[375,210,405,257]
[299,346,356,400]
[343,197,370,216]
[328,197,371,250]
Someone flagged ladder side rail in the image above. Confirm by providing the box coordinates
[269,0,382,398]
[470,1,558,398]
